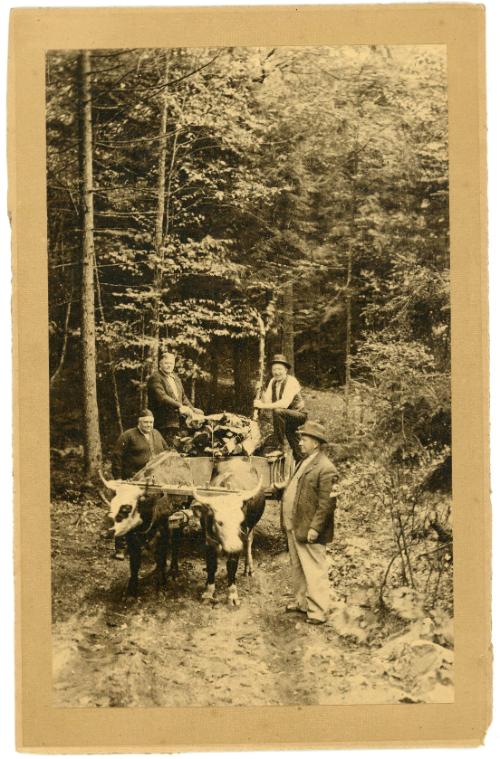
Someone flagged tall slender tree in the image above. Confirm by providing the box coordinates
[78,50,102,477]
[281,282,295,371]
[151,50,170,366]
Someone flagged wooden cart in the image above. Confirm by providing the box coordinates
[108,451,294,527]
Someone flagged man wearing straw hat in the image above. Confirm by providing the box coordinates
[253,353,307,462]
[279,420,337,625]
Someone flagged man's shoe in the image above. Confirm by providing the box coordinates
[285,604,307,613]
[113,550,126,561]
[306,617,326,625]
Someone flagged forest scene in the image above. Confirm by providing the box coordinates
[47,46,453,706]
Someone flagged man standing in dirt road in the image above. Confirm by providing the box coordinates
[253,353,307,462]
[278,421,337,625]
[147,350,204,447]
[110,408,168,559]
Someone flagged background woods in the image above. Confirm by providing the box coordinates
[48,46,452,620]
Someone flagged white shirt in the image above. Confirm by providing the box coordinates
[262,374,301,409]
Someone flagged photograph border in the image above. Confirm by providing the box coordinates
[9,3,489,750]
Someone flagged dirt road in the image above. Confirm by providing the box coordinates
[51,497,453,707]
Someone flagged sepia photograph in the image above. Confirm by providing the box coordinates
[45,43,454,709]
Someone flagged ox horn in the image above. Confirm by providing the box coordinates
[192,487,217,507]
[272,475,288,491]
[97,489,111,507]
[240,476,262,503]
[98,469,116,492]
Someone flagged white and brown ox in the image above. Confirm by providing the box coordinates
[100,458,265,605]
[100,477,183,598]
[192,458,265,607]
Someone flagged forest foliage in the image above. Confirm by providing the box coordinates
[47,44,451,612]
[47,46,450,460]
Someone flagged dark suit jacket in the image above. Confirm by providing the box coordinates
[287,451,337,544]
[147,371,193,431]
[112,427,168,480]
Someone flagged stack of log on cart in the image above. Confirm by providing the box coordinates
[175,412,261,458]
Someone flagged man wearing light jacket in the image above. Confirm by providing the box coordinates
[278,420,337,625]
[253,353,307,462]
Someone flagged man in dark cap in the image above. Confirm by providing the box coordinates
[147,350,204,447]
[111,409,168,481]
[110,409,168,559]
[278,421,337,625]
[253,353,307,461]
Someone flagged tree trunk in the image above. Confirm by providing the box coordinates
[232,340,252,414]
[281,281,294,372]
[151,51,170,366]
[50,293,72,387]
[240,342,253,414]
[78,51,102,478]
[232,340,243,407]
[138,312,147,411]
[253,313,266,420]
[94,263,123,435]
[344,147,358,426]
[344,244,353,422]
[209,342,219,411]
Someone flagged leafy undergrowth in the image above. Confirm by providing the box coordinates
[51,490,453,707]
[51,492,454,707]
[51,388,454,707]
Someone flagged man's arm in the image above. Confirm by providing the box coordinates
[261,379,273,404]
[148,373,182,410]
[178,377,195,409]
[309,466,336,536]
[178,375,206,415]
[255,376,300,410]
[153,429,169,453]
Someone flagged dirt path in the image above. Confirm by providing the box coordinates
[52,500,452,707]
[51,388,453,707]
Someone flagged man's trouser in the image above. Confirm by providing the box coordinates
[114,535,126,555]
[286,529,330,622]
[273,408,307,461]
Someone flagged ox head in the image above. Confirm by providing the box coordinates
[192,478,262,555]
[100,474,146,537]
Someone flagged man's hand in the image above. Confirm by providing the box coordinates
[179,404,193,416]
[192,407,204,416]
[273,480,288,492]
[307,528,319,544]
[253,399,264,409]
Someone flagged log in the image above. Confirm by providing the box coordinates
[171,411,261,458]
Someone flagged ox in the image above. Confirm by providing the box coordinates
[192,458,265,607]
[100,457,266,606]
[100,478,183,598]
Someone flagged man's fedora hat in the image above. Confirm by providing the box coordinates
[270,353,291,369]
[298,420,328,444]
